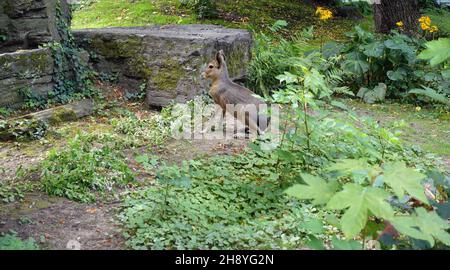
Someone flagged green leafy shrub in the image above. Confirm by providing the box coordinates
[41,133,135,202]
[325,27,450,104]
[110,111,170,147]
[0,119,48,141]
[0,183,24,203]
[0,180,37,204]
[258,62,449,249]
[286,161,450,248]
[247,23,319,97]
[0,232,39,250]
[120,156,333,250]
[180,0,218,19]
[70,0,98,12]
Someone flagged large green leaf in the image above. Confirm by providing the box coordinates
[384,36,416,64]
[391,208,450,247]
[362,41,385,58]
[343,52,369,75]
[442,69,450,79]
[408,87,450,105]
[306,236,326,250]
[327,184,394,238]
[285,174,339,205]
[387,68,408,81]
[357,83,387,104]
[383,162,428,204]
[418,38,450,66]
[327,159,381,183]
[322,42,345,59]
[331,236,361,250]
[300,218,324,234]
[304,69,328,96]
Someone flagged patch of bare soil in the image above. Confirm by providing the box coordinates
[0,193,124,250]
[0,118,252,249]
[0,143,49,181]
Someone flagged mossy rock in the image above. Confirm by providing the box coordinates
[73,25,252,107]
[0,118,47,141]
[90,35,143,59]
[0,99,93,142]
[48,107,78,125]
[150,58,184,93]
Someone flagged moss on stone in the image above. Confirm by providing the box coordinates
[126,56,152,78]
[91,35,143,59]
[29,50,51,75]
[2,1,13,16]
[150,58,184,93]
[48,107,78,125]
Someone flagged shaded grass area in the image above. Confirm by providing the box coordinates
[71,0,367,40]
[71,0,197,29]
[72,0,450,41]
[344,99,450,157]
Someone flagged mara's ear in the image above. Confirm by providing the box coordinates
[215,50,225,68]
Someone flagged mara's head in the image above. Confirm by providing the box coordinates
[202,50,228,80]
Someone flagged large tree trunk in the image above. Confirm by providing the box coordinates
[374,0,420,35]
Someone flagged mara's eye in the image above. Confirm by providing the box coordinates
[208,65,214,69]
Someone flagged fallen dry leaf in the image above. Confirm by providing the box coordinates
[86,208,98,214]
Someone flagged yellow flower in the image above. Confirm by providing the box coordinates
[316,7,333,21]
[396,21,404,28]
[420,23,430,31]
[419,16,431,25]
[419,16,432,31]
[415,106,421,112]
[429,25,438,33]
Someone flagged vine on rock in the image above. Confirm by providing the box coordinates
[39,0,96,108]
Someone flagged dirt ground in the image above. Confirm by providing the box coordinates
[0,114,250,249]
[1,97,448,250]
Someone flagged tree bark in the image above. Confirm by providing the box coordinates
[374,0,420,35]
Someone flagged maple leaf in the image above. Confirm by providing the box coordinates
[390,208,450,247]
[382,162,428,204]
[327,159,381,183]
[285,174,339,205]
[327,183,394,238]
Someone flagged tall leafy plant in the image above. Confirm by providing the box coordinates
[325,26,450,104]
[286,159,450,248]
[409,38,450,105]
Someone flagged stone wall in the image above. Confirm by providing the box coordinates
[0,48,55,108]
[0,0,71,109]
[0,2,253,109]
[0,0,71,53]
[73,25,253,107]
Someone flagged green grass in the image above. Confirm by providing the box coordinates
[71,0,197,29]
[72,1,450,39]
[344,99,450,157]
[71,0,367,40]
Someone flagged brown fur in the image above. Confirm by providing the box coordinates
[202,50,270,134]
